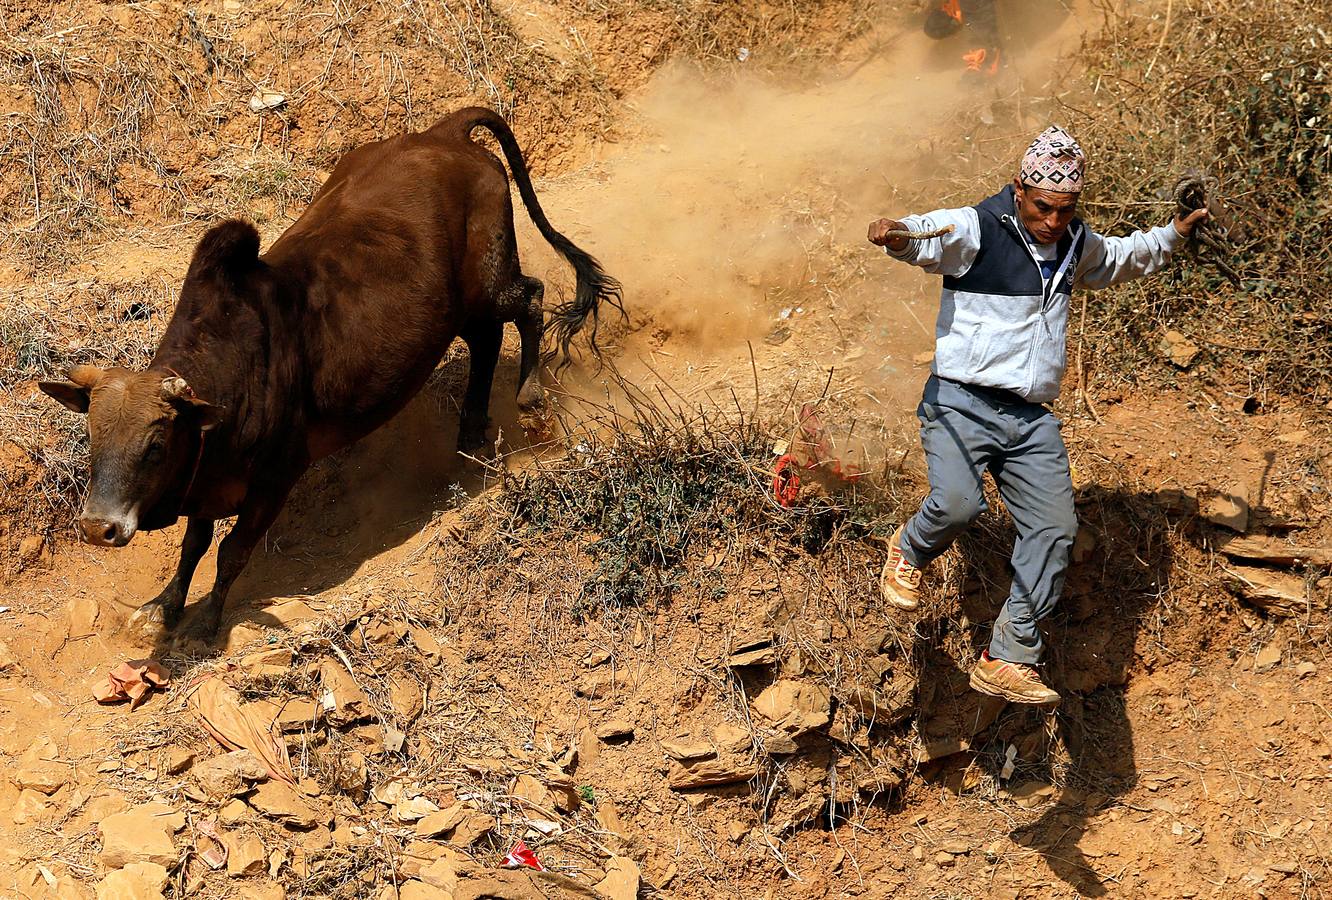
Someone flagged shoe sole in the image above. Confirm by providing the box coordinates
[882,588,919,611]
[968,670,1060,707]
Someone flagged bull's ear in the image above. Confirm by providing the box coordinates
[38,381,90,413]
[161,376,223,432]
[187,219,260,284]
[38,365,104,413]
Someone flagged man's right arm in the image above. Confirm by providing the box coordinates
[867,206,981,278]
[868,218,912,253]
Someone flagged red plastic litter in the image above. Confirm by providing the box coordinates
[502,840,545,871]
[772,453,801,507]
[794,403,867,482]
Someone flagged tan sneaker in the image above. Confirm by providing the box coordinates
[969,651,1060,705]
[880,525,922,610]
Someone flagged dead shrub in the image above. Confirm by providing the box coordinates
[1072,0,1332,402]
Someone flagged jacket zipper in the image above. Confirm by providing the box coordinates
[1000,213,1044,397]
[1002,212,1082,396]
[1002,215,1082,306]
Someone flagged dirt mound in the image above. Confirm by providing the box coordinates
[0,0,873,271]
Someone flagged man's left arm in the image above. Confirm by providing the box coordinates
[1075,207,1209,290]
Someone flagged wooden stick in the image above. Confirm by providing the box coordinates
[1076,293,1103,424]
[883,224,955,241]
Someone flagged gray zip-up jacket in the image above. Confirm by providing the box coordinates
[888,185,1183,402]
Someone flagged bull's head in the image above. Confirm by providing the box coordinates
[38,367,220,546]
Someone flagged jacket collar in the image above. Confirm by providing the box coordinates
[976,183,1019,220]
[979,184,1085,302]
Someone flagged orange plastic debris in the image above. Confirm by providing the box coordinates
[963,47,1001,75]
[184,671,295,783]
[792,403,867,482]
[92,659,170,710]
[771,404,870,506]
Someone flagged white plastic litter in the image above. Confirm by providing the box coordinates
[248,90,286,113]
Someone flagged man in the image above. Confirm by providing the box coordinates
[867,125,1208,704]
[923,0,1004,125]
[924,0,1002,81]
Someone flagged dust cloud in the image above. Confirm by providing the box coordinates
[540,50,963,350]
[526,0,1096,376]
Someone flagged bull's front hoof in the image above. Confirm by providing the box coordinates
[457,428,489,457]
[126,599,177,644]
[516,379,546,414]
[170,596,224,649]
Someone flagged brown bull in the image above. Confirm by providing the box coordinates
[39,107,621,641]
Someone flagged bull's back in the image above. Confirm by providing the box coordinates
[263,129,513,453]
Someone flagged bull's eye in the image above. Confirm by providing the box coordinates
[144,440,165,464]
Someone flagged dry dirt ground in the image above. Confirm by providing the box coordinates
[2,1,1331,899]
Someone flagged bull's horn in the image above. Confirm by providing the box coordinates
[161,376,196,401]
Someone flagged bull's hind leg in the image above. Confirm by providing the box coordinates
[458,320,503,454]
[512,275,546,412]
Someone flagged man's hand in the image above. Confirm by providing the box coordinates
[1173,207,1210,238]
[868,218,910,252]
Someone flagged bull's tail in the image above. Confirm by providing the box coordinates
[444,106,624,364]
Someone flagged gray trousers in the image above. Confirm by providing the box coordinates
[900,375,1078,664]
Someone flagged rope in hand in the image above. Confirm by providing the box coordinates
[883,224,956,241]
[1173,172,1242,286]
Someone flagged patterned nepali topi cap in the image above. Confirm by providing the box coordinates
[1019,125,1085,193]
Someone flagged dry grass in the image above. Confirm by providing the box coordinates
[567,0,880,71]
[207,150,324,224]
[0,277,175,531]
[0,1,529,274]
[0,12,229,270]
[1071,0,1332,403]
[453,366,908,617]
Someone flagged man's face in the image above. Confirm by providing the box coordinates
[1013,179,1079,244]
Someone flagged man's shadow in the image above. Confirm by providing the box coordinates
[914,482,1176,896]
